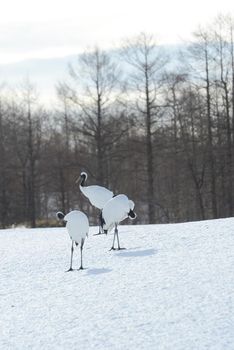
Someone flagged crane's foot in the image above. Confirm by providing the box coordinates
[65,268,74,272]
[93,232,105,236]
[109,247,126,251]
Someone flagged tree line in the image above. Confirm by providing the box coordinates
[0,14,234,228]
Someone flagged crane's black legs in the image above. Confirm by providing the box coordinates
[78,238,85,270]
[110,224,126,250]
[66,239,86,272]
[116,224,125,250]
[66,240,74,272]
[94,225,104,235]
[116,226,121,249]
[93,214,106,235]
[109,226,116,250]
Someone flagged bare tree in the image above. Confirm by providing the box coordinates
[0,93,10,228]
[188,28,218,218]
[66,47,123,186]
[211,16,233,216]
[14,80,43,227]
[121,33,168,223]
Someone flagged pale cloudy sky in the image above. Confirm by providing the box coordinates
[0,0,233,104]
[0,0,234,64]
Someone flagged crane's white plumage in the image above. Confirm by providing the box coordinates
[78,171,114,235]
[80,185,114,209]
[101,194,137,250]
[64,210,89,243]
[56,210,89,271]
[102,194,135,231]
[79,172,114,210]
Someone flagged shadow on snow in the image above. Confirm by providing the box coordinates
[86,268,112,275]
[116,248,156,258]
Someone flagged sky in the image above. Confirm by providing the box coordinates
[0,0,233,103]
[1,0,234,64]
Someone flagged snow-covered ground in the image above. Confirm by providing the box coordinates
[0,218,234,349]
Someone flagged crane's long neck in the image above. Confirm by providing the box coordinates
[80,176,86,187]
[79,175,88,198]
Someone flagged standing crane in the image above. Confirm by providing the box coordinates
[77,172,114,234]
[56,210,89,271]
[100,194,137,250]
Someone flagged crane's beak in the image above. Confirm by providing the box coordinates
[75,176,80,184]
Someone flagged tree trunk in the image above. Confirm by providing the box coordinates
[205,47,218,218]
[145,70,155,223]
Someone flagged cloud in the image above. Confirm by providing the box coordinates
[0,16,127,63]
[0,20,85,52]
[0,0,233,64]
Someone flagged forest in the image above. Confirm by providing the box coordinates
[0,14,234,228]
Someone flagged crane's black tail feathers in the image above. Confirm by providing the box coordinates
[128,210,137,220]
[56,211,65,221]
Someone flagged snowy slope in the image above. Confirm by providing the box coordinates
[0,218,234,350]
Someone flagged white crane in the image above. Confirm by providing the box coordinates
[77,172,114,234]
[56,210,89,271]
[100,194,137,250]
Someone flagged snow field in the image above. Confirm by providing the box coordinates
[0,218,234,349]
